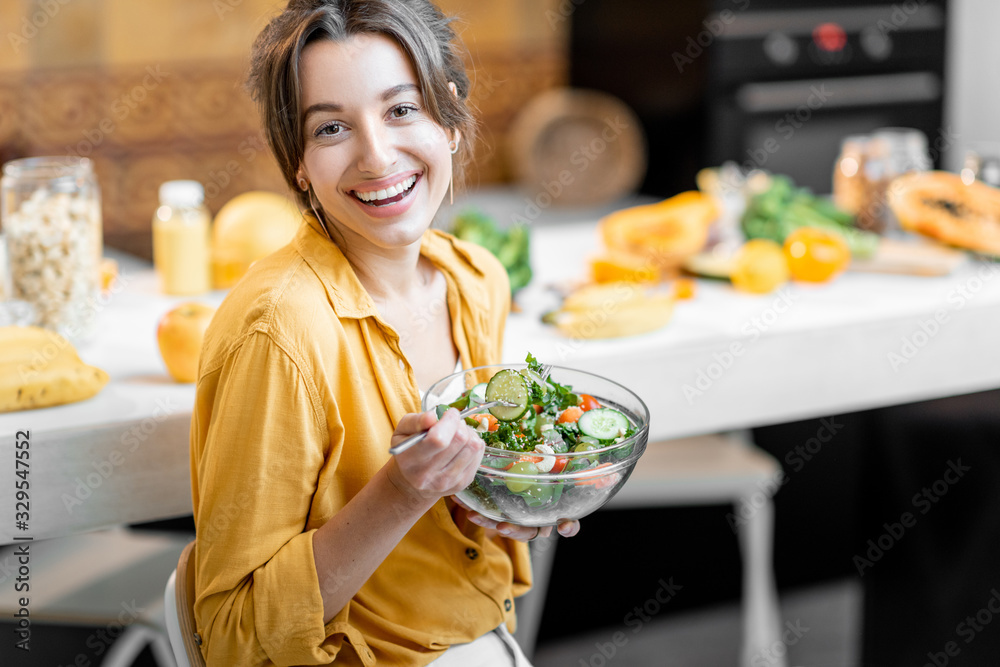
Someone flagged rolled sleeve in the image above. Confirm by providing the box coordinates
[251,531,330,664]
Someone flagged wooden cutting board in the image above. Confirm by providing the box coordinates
[848,238,969,276]
[506,88,647,207]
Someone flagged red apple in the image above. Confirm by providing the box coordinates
[157,302,216,383]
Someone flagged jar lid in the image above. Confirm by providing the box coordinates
[1,156,94,188]
[159,180,205,208]
[872,128,931,172]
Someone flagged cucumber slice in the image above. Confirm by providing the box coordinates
[469,382,488,405]
[485,369,529,421]
[577,408,630,440]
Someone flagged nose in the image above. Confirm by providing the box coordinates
[355,121,397,175]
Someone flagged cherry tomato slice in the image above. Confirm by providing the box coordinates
[557,406,584,423]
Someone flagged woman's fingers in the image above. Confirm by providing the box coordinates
[395,409,457,462]
[497,520,577,542]
[459,505,503,531]
[444,424,485,491]
[461,513,581,542]
[557,519,581,538]
[441,419,483,463]
[420,409,460,452]
[391,409,484,497]
[391,409,439,443]
[494,522,540,542]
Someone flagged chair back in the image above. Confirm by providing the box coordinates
[167,540,207,667]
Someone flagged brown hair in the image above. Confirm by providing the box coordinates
[246,0,476,211]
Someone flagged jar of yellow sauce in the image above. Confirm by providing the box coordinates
[153,180,211,295]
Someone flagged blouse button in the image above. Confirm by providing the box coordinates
[504,598,512,611]
[465,547,479,560]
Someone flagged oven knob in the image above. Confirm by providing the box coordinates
[861,26,893,61]
[764,31,799,66]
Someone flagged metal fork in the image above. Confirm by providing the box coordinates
[388,400,517,455]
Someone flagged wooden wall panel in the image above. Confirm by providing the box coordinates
[0,0,569,259]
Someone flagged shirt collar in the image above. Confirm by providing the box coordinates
[293,215,487,320]
[293,215,377,320]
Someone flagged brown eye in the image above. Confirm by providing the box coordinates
[316,122,342,136]
[391,105,417,119]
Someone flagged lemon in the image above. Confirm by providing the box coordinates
[731,239,790,294]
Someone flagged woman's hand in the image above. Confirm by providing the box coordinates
[387,408,484,504]
[451,496,581,541]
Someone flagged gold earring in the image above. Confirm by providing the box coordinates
[298,178,308,191]
[307,186,334,243]
[448,140,458,205]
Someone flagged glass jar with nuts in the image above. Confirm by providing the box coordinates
[0,156,103,340]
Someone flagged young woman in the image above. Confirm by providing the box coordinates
[189,2,579,665]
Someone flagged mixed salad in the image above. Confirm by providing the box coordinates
[437,354,640,516]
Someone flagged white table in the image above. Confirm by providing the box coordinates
[0,255,226,544]
[507,221,1000,441]
[3,222,1000,543]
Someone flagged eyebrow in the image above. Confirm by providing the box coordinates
[302,83,420,121]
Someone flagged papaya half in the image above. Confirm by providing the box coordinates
[888,171,1000,256]
[598,191,717,272]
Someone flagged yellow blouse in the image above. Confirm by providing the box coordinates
[189,216,532,666]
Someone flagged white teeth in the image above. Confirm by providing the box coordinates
[354,176,417,204]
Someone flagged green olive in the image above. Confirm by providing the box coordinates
[504,461,539,493]
[533,415,555,437]
[522,483,554,507]
[567,442,599,472]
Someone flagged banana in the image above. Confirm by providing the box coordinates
[0,325,83,366]
[0,326,109,412]
[560,281,647,312]
[546,286,675,340]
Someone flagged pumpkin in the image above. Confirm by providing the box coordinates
[599,191,717,272]
[888,171,1000,256]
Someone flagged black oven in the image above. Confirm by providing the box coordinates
[706,2,947,194]
[570,0,949,196]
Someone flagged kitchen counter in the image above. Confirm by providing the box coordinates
[508,221,1000,441]
[4,215,1000,544]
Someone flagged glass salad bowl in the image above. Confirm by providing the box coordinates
[422,363,649,527]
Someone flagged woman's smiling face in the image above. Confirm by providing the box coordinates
[298,33,455,251]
